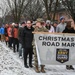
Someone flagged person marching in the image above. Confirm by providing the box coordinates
[7,24,13,49]
[53,22,58,32]
[56,16,66,33]
[18,22,26,58]
[56,16,74,70]
[33,18,48,73]
[4,24,9,45]
[45,20,55,32]
[22,20,34,68]
[1,26,5,42]
[63,21,74,70]
[13,23,19,52]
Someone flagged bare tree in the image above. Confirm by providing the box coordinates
[62,0,75,23]
[43,0,60,20]
[0,0,9,24]
[23,0,45,20]
[1,0,45,22]
[5,0,30,23]
[52,0,59,20]
[1,0,62,23]
[43,0,54,20]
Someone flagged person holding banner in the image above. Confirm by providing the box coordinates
[63,21,75,70]
[33,18,48,73]
[45,20,55,32]
[56,17,74,70]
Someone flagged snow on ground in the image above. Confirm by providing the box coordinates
[0,42,75,75]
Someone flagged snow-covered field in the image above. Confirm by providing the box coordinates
[0,42,75,75]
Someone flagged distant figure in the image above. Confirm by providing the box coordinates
[4,24,9,45]
[13,23,19,52]
[56,16,66,33]
[53,22,58,32]
[18,22,25,58]
[1,26,5,42]
[0,27,1,41]
[7,24,13,49]
[45,20,55,32]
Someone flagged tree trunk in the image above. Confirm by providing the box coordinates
[43,0,51,20]
[53,0,58,21]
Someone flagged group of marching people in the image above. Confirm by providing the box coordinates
[0,16,75,73]
[4,23,19,53]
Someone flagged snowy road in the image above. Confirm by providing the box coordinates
[0,42,75,75]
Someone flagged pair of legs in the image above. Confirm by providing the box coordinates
[23,47,33,68]
[5,36,9,46]
[66,65,74,70]
[13,38,19,52]
[5,41,8,45]
[1,34,5,42]
[33,47,45,73]
[8,37,13,48]
[19,43,24,57]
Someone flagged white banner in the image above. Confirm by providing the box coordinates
[34,33,75,65]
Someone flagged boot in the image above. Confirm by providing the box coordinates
[70,65,74,70]
[40,65,46,73]
[24,65,29,68]
[66,65,70,70]
[35,66,40,73]
[29,63,33,68]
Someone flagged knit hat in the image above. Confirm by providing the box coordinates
[60,16,65,21]
[12,23,15,26]
[46,20,51,24]
[21,22,25,25]
[36,18,44,23]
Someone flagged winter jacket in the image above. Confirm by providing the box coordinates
[56,23,66,33]
[45,25,51,30]
[22,26,34,48]
[49,26,55,32]
[5,28,8,36]
[1,27,5,34]
[7,27,13,37]
[63,27,75,33]
[18,27,24,43]
[13,26,19,39]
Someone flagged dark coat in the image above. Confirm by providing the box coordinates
[45,25,51,30]
[63,27,75,33]
[22,26,34,48]
[5,28,8,36]
[18,27,24,43]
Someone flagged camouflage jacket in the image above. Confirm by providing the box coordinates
[34,26,48,32]
[32,26,48,49]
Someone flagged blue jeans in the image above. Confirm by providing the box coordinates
[19,43,24,57]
